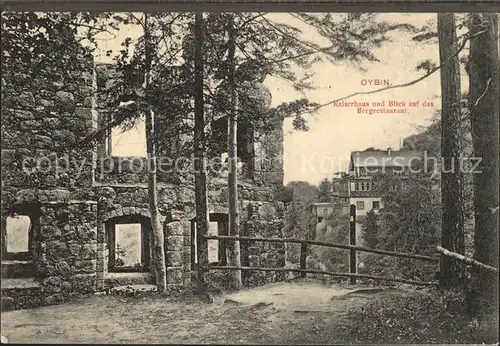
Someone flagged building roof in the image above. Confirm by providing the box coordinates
[349,149,423,170]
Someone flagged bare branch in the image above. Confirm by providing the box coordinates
[472,77,492,108]
[236,13,267,32]
[270,44,336,64]
[459,77,492,122]
[259,13,321,53]
[299,28,488,115]
[437,246,498,272]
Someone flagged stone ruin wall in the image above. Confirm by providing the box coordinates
[93,64,286,290]
[1,54,286,310]
[1,51,99,309]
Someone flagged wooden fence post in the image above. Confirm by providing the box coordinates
[196,217,209,294]
[300,242,307,278]
[349,204,357,284]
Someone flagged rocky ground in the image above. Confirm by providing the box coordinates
[0,279,422,344]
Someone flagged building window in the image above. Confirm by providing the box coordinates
[2,214,32,261]
[207,221,219,263]
[211,116,229,173]
[97,113,148,158]
[355,182,360,191]
[211,116,253,178]
[237,121,253,175]
[2,205,40,262]
[110,116,147,157]
[5,215,31,252]
[317,217,323,223]
[106,215,151,272]
[356,201,365,210]
[323,208,329,218]
[211,116,228,154]
[191,213,228,266]
[372,201,380,210]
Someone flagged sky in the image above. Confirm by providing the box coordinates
[91,13,468,185]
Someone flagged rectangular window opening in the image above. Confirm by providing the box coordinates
[191,214,228,268]
[208,221,219,263]
[5,215,31,254]
[114,223,142,269]
[110,116,147,157]
[356,201,365,210]
[107,217,150,273]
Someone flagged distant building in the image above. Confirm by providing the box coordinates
[310,202,336,224]
[333,148,423,222]
[311,149,423,243]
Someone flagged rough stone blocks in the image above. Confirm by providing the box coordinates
[167,267,183,286]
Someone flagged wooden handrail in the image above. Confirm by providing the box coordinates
[436,246,498,272]
[204,235,440,263]
[208,265,438,286]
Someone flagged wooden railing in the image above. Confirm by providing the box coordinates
[207,266,438,286]
[204,234,439,286]
[204,235,440,263]
[198,205,440,288]
[194,205,499,291]
[436,246,498,272]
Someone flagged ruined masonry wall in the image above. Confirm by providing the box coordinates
[1,52,99,308]
[95,180,285,289]
[1,56,286,311]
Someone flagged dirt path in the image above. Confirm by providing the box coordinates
[1,280,417,344]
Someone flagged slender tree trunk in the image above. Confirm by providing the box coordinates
[227,14,242,290]
[437,13,465,288]
[194,11,210,294]
[144,13,167,292]
[466,13,499,318]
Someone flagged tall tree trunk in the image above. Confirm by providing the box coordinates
[227,14,242,290]
[466,13,499,318]
[437,13,465,288]
[194,11,210,294]
[144,13,167,292]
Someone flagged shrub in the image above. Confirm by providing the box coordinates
[343,288,498,344]
[311,210,350,273]
[361,210,379,249]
